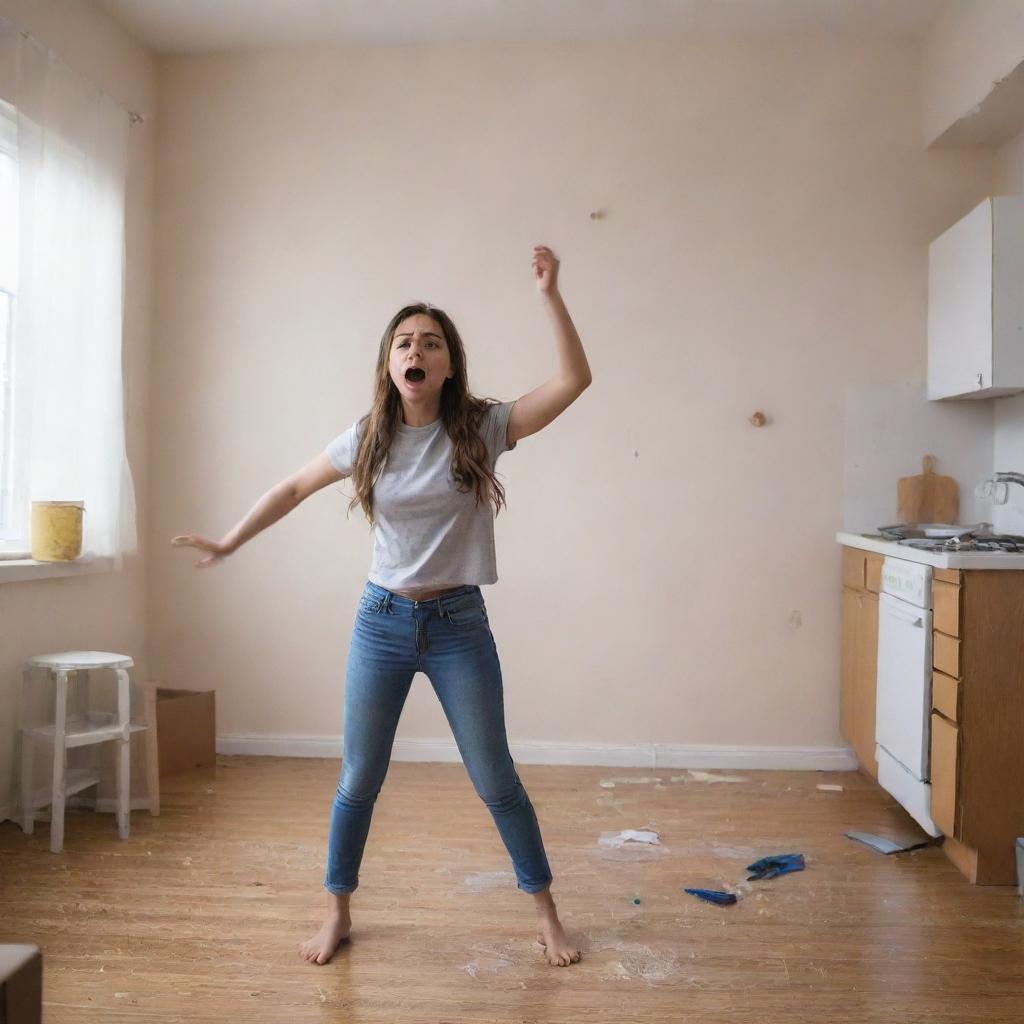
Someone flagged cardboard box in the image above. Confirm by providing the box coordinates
[156,687,216,777]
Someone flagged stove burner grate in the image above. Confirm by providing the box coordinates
[897,535,1024,553]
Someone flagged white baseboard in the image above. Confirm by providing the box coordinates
[217,734,858,772]
[217,734,344,758]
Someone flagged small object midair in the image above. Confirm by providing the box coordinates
[749,411,767,427]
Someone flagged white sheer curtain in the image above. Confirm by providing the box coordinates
[0,18,136,562]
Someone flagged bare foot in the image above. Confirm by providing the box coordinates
[536,913,581,967]
[299,910,351,965]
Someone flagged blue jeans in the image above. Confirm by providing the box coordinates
[324,581,554,895]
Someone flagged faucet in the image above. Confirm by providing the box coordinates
[975,472,1024,504]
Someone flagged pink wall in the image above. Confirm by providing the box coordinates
[148,34,991,763]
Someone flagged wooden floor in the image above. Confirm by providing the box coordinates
[1,757,1023,1023]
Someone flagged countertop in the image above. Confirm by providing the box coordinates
[836,531,1024,570]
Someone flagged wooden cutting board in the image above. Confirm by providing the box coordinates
[897,455,959,524]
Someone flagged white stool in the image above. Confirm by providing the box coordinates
[19,652,160,853]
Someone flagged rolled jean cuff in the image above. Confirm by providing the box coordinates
[517,876,553,894]
[324,880,358,895]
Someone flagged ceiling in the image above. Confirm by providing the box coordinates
[94,0,952,56]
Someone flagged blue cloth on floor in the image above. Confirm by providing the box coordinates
[683,887,738,906]
[746,853,805,881]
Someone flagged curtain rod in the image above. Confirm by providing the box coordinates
[1,17,146,125]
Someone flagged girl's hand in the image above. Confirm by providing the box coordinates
[171,533,233,568]
[531,245,559,295]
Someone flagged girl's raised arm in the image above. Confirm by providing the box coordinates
[506,245,592,448]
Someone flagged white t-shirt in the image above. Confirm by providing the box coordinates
[325,400,517,592]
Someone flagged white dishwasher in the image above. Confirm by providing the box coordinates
[874,557,941,837]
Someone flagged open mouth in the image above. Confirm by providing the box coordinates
[404,367,426,383]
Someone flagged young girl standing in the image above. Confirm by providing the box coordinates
[173,245,590,967]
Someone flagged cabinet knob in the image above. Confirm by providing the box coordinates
[977,372,984,388]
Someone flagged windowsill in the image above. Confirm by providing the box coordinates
[0,555,116,584]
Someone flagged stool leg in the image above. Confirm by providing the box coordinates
[20,669,35,835]
[143,682,160,816]
[115,668,131,839]
[20,730,34,835]
[75,670,99,814]
[50,670,69,854]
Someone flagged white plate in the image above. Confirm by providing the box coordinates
[914,523,979,538]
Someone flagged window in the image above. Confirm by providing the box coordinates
[0,25,137,564]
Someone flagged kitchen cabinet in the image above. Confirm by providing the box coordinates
[928,568,1024,885]
[840,548,882,780]
[841,544,1024,884]
[927,195,1024,400]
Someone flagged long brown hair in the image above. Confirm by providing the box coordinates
[347,303,508,527]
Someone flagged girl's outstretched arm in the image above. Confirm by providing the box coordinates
[506,245,592,447]
[171,452,345,567]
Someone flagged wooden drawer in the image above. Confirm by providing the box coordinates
[930,712,960,838]
[933,567,962,585]
[842,547,866,590]
[865,554,883,594]
[932,670,960,723]
[932,580,961,638]
[933,631,961,678]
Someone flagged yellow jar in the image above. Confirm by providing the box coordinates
[30,501,84,561]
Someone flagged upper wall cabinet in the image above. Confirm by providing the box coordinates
[928,196,1024,401]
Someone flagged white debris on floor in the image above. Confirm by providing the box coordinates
[458,870,515,890]
[681,770,749,784]
[599,770,751,788]
[598,829,661,848]
[599,776,663,788]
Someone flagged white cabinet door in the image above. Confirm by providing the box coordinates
[928,196,1024,400]
[993,197,1024,389]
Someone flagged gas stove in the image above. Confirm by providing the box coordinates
[896,535,1024,553]
[876,523,1024,553]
